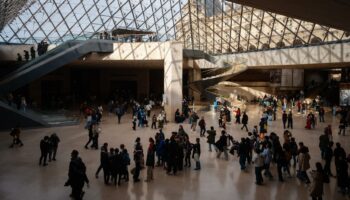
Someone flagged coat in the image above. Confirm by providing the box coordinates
[309,171,324,197]
[206,130,216,144]
[298,152,310,171]
[146,144,155,167]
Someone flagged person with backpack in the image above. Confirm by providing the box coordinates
[120,144,130,182]
[65,150,89,200]
[253,148,265,185]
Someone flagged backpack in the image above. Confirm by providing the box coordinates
[123,152,131,165]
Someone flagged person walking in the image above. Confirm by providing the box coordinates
[241,112,249,131]
[216,130,228,160]
[64,150,89,200]
[198,117,206,137]
[206,126,216,152]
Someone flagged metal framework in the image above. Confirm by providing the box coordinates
[1,0,349,54]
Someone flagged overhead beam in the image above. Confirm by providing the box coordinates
[229,0,350,32]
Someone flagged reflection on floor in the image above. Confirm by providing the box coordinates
[0,105,349,200]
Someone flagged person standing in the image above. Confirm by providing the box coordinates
[333,142,346,174]
[115,105,123,124]
[319,131,329,160]
[319,107,325,123]
[336,155,349,194]
[282,111,287,129]
[145,138,155,182]
[235,108,241,124]
[309,162,325,200]
[24,50,29,61]
[253,148,264,185]
[287,111,293,129]
[17,53,22,61]
[184,137,192,167]
[298,147,311,184]
[241,112,249,131]
[65,150,89,200]
[132,116,137,131]
[30,46,36,60]
[20,96,27,112]
[133,139,143,182]
[206,126,216,152]
[49,133,60,161]
[323,142,334,177]
[151,114,157,129]
[39,136,50,166]
[192,138,201,170]
[198,117,206,137]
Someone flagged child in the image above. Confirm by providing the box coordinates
[132,116,137,131]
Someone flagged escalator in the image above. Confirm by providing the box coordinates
[0,39,113,94]
[183,49,248,100]
[0,39,114,129]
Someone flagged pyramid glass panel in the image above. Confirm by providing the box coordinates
[0,0,348,54]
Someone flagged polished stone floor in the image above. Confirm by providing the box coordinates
[0,104,349,200]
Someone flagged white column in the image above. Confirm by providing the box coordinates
[164,42,183,122]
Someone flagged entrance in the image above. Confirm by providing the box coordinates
[110,81,137,100]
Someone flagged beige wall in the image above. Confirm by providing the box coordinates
[215,42,350,68]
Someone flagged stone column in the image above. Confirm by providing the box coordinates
[164,42,183,122]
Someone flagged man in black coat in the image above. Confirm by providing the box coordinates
[39,136,50,166]
[216,130,228,160]
[241,112,249,131]
[65,150,89,200]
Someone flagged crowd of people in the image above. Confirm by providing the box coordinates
[7,94,350,200]
[16,40,48,62]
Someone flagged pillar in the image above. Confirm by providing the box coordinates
[164,42,183,122]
